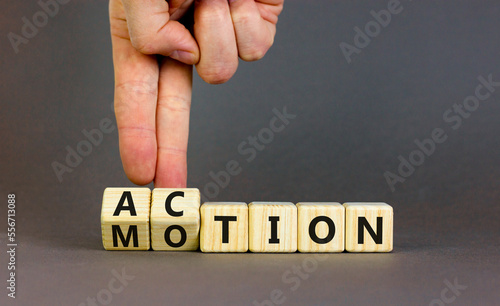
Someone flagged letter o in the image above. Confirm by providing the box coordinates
[302,257,318,273]
[76,140,93,157]
[409,150,425,166]
[429,299,445,306]
[258,128,274,144]
[203,182,219,198]
[463,96,479,112]
[96,289,112,305]
[365,20,381,37]
[164,225,187,248]
[33,11,49,27]
[309,216,335,244]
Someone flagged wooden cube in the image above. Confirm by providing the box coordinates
[248,202,297,252]
[101,187,151,250]
[297,202,345,252]
[150,188,200,251]
[200,202,248,252]
[344,202,393,252]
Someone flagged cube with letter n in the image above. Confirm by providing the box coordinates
[344,202,393,252]
[101,187,151,250]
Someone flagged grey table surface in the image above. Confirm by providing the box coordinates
[1,1,499,305]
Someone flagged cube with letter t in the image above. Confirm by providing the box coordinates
[101,187,151,250]
[344,202,393,252]
[200,202,248,252]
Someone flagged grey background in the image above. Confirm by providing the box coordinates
[1,0,499,305]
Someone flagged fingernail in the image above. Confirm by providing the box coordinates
[170,50,196,64]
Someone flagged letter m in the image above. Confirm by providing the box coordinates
[358,217,383,244]
[112,225,139,247]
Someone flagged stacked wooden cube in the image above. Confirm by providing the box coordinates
[101,188,393,252]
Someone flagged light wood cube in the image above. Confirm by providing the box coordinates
[344,202,393,252]
[248,202,297,252]
[101,187,151,250]
[200,202,248,252]
[151,188,200,251]
[297,202,345,252]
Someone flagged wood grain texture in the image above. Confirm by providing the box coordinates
[101,187,151,250]
[248,202,297,253]
[297,202,345,252]
[151,188,200,251]
[344,202,393,252]
[200,202,248,252]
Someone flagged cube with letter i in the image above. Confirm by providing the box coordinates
[297,202,345,252]
[101,187,151,250]
[249,202,297,253]
[150,188,201,251]
[200,202,248,252]
[344,202,393,252]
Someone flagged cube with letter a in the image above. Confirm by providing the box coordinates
[101,187,151,250]
[344,202,393,252]
[151,188,200,251]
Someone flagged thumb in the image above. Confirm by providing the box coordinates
[121,0,199,64]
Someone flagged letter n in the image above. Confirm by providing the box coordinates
[358,217,383,244]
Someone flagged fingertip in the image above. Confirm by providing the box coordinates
[239,41,271,62]
[154,154,187,188]
[119,134,157,186]
[126,172,155,186]
[170,50,199,65]
[196,61,238,84]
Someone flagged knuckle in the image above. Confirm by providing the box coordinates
[114,81,157,114]
[157,94,191,113]
[158,145,187,156]
[116,81,157,98]
[197,1,227,23]
[232,11,255,28]
[130,35,156,54]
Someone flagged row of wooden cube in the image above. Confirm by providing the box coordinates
[101,188,393,252]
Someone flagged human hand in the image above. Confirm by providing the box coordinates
[193,0,284,83]
[109,0,283,188]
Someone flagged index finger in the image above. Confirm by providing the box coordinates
[111,0,159,185]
